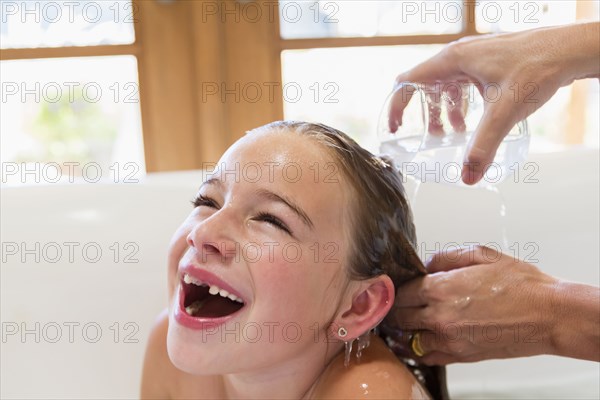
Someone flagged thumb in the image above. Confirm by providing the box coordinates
[462,97,517,185]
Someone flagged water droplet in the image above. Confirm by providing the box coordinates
[361,382,369,395]
[344,339,354,367]
[355,331,371,361]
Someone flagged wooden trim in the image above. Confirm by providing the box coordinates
[269,0,284,122]
[279,33,470,50]
[134,0,200,172]
[463,0,478,35]
[191,1,227,164]
[0,44,139,61]
[222,0,285,143]
[131,0,154,172]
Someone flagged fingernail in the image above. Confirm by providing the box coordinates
[462,164,483,185]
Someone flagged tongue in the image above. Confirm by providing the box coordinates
[187,296,242,318]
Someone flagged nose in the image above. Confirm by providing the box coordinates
[186,209,239,265]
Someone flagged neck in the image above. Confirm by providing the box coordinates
[221,341,343,399]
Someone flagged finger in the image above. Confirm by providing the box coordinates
[444,83,467,133]
[422,349,499,365]
[462,96,518,185]
[391,45,468,133]
[394,276,428,307]
[419,350,457,366]
[426,245,502,273]
[414,330,439,357]
[426,92,444,136]
[388,84,416,133]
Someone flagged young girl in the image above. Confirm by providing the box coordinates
[141,121,447,399]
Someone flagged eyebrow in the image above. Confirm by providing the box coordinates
[199,178,315,230]
[255,188,315,230]
[199,177,223,190]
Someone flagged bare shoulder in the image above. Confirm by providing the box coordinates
[311,335,430,400]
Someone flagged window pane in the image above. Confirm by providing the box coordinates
[1,0,135,49]
[279,1,462,39]
[281,46,599,152]
[476,1,577,33]
[281,45,444,150]
[1,56,145,185]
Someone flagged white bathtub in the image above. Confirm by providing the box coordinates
[1,148,598,399]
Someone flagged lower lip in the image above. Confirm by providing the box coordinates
[173,284,243,330]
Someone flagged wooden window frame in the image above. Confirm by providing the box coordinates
[1,1,591,172]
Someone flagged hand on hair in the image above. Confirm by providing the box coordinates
[389,22,600,185]
[392,245,600,364]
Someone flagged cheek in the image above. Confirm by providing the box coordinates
[252,251,341,320]
[167,220,193,298]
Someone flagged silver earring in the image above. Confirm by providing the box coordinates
[338,326,348,338]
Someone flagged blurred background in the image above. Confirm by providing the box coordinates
[1,0,598,182]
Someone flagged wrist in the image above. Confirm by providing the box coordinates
[547,280,600,360]
[529,275,562,356]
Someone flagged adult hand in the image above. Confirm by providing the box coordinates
[389,22,600,184]
[392,246,600,365]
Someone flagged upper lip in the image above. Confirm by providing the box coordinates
[179,264,246,302]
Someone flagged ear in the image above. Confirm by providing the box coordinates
[332,275,395,340]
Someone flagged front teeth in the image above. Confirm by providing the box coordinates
[184,274,201,285]
[183,273,243,303]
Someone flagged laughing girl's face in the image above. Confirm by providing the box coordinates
[166,128,355,375]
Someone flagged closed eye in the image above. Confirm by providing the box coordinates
[255,212,292,235]
[191,195,292,236]
[191,194,219,209]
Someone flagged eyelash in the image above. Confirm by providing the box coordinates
[191,195,292,235]
[191,194,217,208]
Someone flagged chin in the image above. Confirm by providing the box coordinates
[166,313,246,376]
[166,321,218,375]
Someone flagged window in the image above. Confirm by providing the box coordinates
[1,0,144,185]
[2,0,597,181]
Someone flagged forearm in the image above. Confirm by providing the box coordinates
[546,22,600,85]
[548,280,600,361]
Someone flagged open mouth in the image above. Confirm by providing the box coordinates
[182,273,245,318]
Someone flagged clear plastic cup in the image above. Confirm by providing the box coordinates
[378,82,529,186]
